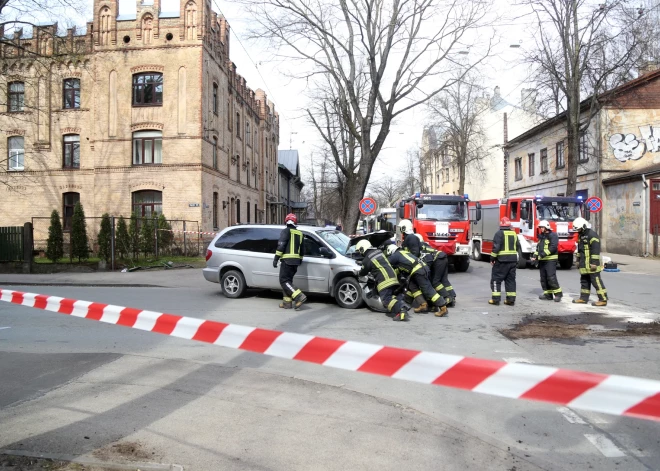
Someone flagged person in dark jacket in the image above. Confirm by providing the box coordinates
[386,244,448,317]
[489,217,520,306]
[356,240,409,322]
[273,213,307,309]
[400,219,422,256]
[415,233,456,306]
[532,220,562,302]
[572,217,607,306]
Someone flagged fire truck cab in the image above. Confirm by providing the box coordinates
[397,193,478,272]
[469,195,587,269]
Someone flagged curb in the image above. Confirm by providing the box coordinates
[0,449,183,470]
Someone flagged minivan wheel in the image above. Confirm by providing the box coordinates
[221,269,246,298]
[335,277,364,309]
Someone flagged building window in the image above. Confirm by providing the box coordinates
[254,203,258,223]
[556,141,565,168]
[444,169,449,183]
[246,161,250,187]
[227,101,231,130]
[8,136,24,171]
[63,192,80,230]
[540,148,548,173]
[63,78,80,109]
[132,73,163,106]
[578,132,589,162]
[63,135,80,169]
[212,83,218,114]
[236,155,240,183]
[528,153,535,176]
[213,192,219,229]
[514,157,522,181]
[133,131,162,165]
[246,122,251,146]
[236,113,241,138]
[236,198,241,223]
[8,82,24,112]
[132,190,162,216]
[247,201,250,223]
[212,137,218,169]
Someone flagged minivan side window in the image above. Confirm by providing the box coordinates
[303,235,324,258]
[215,227,281,253]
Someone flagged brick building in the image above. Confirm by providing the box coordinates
[504,67,660,255]
[0,0,279,232]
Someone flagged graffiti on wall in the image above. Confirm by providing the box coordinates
[609,124,660,162]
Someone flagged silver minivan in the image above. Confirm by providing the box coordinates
[204,225,368,308]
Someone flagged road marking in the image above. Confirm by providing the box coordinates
[557,407,587,424]
[584,434,626,458]
[503,357,532,364]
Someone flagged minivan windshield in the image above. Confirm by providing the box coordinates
[317,230,350,254]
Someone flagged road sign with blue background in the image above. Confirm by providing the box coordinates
[360,197,377,215]
[586,196,603,213]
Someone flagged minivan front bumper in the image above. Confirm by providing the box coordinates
[203,267,220,283]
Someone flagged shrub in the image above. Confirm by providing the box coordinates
[45,210,64,263]
[97,213,112,262]
[70,202,89,262]
[116,216,130,260]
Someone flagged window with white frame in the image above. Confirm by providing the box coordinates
[8,82,24,112]
[556,141,565,168]
[578,132,589,162]
[63,135,80,168]
[132,130,162,165]
[540,148,548,173]
[515,157,522,181]
[8,136,24,170]
[212,137,218,169]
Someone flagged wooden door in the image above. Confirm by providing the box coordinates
[651,180,660,234]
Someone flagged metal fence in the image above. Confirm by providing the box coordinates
[31,216,205,267]
[0,226,24,261]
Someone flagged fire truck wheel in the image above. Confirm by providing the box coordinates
[559,255,573,270]
[454,257,470,272]
[517,247,527,269]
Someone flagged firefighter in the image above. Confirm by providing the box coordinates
[399,219,421,255]
[572,217,608,306]
[273,213,307,309]
[356,240,410,322]
[532,220,563,302]
[385,244,448,317]
[415,233,456,307]
[489,217,520,306]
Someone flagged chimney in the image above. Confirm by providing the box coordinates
[638,60,659,77]
[521,88,537,113]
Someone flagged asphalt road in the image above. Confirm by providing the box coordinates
[0,261,659,471]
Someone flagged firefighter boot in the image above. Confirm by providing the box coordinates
[488,299,500,306]
[434,305,448,317]
[539,294,553,301]
[413,295,428,313]
[572,299,588,304]
[392,310,410,322]
[592,300,607,307]
[504,300,515,306]
[446,297,456,308]
[554,295,563,303]
[293,293,308,310]
[279,297,292,309]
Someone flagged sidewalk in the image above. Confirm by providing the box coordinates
[603,252,660,275]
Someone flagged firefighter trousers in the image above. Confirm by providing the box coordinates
[429,257,455,299]
[279,262,303,301]
[539,261,562,298]
[579,272,607,302]
[491,261,516,303]
[379,286,405,314]
[409,267,446,307]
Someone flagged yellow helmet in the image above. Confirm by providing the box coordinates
[356,239,372,254]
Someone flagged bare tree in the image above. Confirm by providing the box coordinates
[241,0,494,233]
[426,71,489,195]
[523,0,646,196]
[306,149,344,226]
[368,178,403,208]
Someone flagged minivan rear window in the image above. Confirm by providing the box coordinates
[215,227,281,253]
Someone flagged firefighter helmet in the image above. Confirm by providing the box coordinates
[356,240,372,254]
[500,217,511,227]
[572,217,588,232]
[539,220,551,230]
[385,244,398,256]
[415,233,425,242]
[398,219,413,235]
[284,213,297,225]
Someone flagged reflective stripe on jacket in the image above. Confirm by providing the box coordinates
[358,248,399,292]
[275,226,304,265]
[491,229,519,262]
[388,248,426,276]
[577,228,602,274]
[536,231,558,261]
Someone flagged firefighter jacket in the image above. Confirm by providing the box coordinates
[387,248,426,277]
[358,248,399,292]
[535,231,559,261]
[491,228,520,263]
[402,233,422,257]
[419,242,447,264]
[275,226,304,266]
[576,228,602,274]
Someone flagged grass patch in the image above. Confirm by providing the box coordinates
[34,257,101,264]
[33,255,206,268]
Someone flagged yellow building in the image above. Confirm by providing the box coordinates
[0,0,279,233]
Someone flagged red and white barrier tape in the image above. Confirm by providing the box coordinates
[158,229,218,236]
[1,288,659,422]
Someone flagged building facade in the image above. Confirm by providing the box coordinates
[505,69,660,255]
[277,149,305,222]
[0,0,279,232]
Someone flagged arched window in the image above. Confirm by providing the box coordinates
[213,192,219,229]
[63,192,80,230]
[254,204,258,223]
[236,198,241,224]
[132,73,163,106]
[99,7,111,46]
[133,131,162,165]
[230,197,235,225]
[184,1,197,40]
[63,134,80,168]
[132,190,162,217]
[247,201,250,223]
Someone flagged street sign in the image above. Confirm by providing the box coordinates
[586,196,603,213]
[359,197,377,216]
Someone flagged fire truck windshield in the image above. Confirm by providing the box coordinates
[535,202,582,222]
[416,201,467,221]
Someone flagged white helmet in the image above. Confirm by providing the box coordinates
[356,240,372,254]
[539,220,551,230]
[572,217,588,232]
[385,244,398,256]
[398,219,413,235]
[415,233,425,242]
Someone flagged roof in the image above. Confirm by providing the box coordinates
[505,69,660,148]
[278,149,300,176]
[602,162,660,185]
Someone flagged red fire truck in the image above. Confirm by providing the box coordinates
[396,193,478,272]
[468,195,587,269]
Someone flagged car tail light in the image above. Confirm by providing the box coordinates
[206,249,212,261]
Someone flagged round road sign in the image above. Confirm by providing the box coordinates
[586,196,603,213]
[359,197,377,216]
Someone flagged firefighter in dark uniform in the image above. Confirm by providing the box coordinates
[415,233,456,307]
[399,219,421,256]
[356,240,410,322]
[273,213,307,309]
[533,220,563,302]
[489,217,520,306]
[572,217,608,306]
[386,244,448,317]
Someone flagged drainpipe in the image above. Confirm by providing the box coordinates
[642,174,649,256]
[503,112,509,197]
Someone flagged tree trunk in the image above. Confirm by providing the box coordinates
[565,130,578,196]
